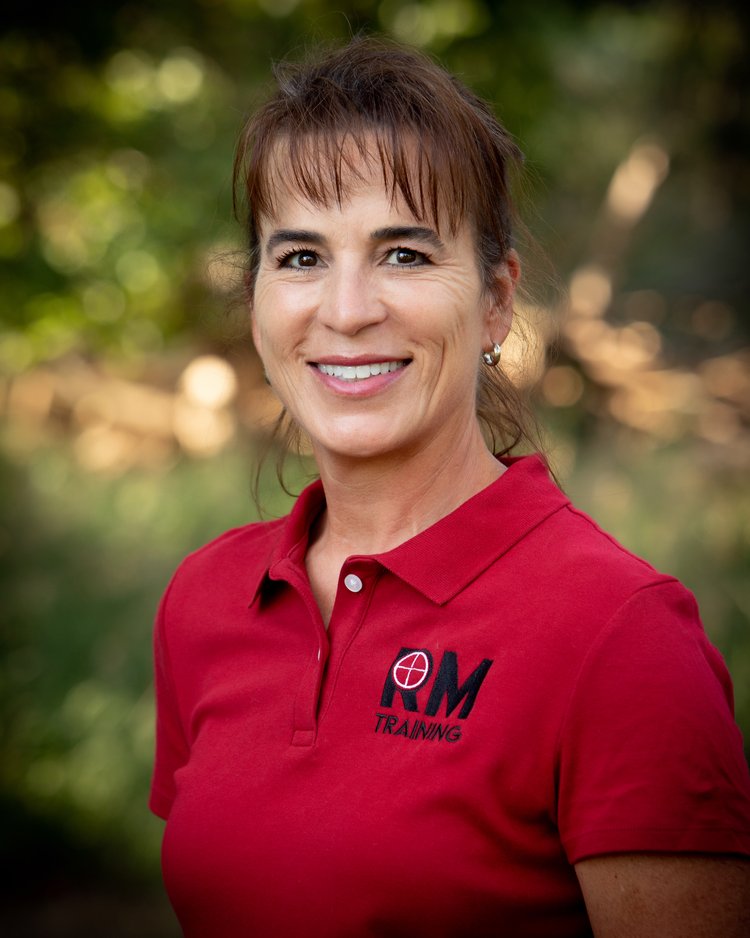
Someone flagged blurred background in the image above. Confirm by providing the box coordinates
[1,0,748,934]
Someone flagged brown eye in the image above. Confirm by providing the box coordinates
[283,250,318,268]
[385,247,426,266]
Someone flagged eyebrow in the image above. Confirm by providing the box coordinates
[371,226,445,251]
[264,225,445,256]
[265,229,324,255]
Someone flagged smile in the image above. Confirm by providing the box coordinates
[315,360,408,381]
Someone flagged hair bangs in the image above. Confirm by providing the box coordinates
[243,119,470,242]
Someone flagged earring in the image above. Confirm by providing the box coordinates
[482,343,502,367]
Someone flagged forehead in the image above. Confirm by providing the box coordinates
[255,131,462,236]
[260,157,418,229]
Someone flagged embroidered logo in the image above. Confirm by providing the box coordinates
[392,650,432,690]
[375,646,493,744]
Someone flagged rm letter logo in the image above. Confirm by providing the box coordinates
[374,647,493,744]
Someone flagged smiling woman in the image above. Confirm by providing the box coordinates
[235,37,532,461]
[150,36,750,938]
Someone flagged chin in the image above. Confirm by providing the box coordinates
[309,422,412,463]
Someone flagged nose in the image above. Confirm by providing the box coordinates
[317,260,387,335]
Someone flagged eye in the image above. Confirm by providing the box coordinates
[384,247,428,267]
[279,250,319,269]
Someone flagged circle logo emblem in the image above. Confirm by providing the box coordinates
[392,651,431,690]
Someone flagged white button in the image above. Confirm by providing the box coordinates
[344,573,363,593]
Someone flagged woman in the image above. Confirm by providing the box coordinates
[150,37,750,937]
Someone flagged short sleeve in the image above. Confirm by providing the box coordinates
[557,579,750,863]
[149,581,190,820]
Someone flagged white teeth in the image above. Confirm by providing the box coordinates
[316,360,406,381]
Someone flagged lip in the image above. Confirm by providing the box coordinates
[308,358,411,397]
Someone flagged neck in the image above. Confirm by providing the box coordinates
[311,422,504,558]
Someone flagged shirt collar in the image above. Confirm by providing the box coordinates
[249,479,326,605]
[251,455,569,606]
[372,455,569,603]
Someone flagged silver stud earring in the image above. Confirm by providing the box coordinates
[482,343,502,367]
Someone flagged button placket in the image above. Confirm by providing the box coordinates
[314,562,379,725]
[273,560,330,748]
[288,560,376,746]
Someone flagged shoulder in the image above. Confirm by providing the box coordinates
[497,455,668,590]
[156,474,324,625]
[162,516,286,613]
[178,516,285,575]
[500,465,686,622]
[538,494,664,582]
[487,462,713,675]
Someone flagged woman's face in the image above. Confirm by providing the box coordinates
[251,159,515,467]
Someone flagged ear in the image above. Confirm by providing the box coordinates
[482,249,520,349]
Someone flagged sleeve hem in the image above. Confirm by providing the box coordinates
[565,826,750,864]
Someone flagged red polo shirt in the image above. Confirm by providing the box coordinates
[151,455,750,937]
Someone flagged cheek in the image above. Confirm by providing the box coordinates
[250,312,272,369]
[250,321,288,391]
[435,294,488,355]
[251,285,294,358]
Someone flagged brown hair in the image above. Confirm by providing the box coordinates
[233,35,545,474]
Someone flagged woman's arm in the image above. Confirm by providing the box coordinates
[575,853,750,937]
